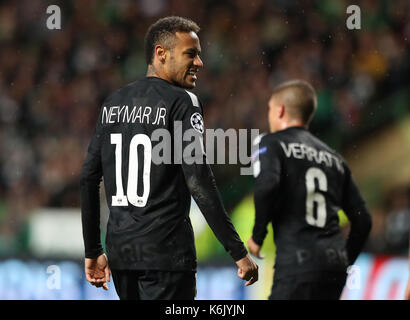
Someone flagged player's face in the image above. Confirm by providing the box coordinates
[166,31,203,89]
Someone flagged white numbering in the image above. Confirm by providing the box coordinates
[111,133,152,207]
[305,167,327,227]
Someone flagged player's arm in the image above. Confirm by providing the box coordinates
[183,159,258,285]
[174,96,247,261]
[80,117,104,259]
[80,107,111,290]
[341,163,372,265]
[174,94,258,285]
[250,136,281,256]
[405,275,410,300]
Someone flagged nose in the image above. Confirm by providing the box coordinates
[194,55,204,68]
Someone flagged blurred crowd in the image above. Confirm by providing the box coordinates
[366,186,410,256]
[0,0,409,255]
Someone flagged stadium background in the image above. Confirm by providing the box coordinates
[0,0,409,299]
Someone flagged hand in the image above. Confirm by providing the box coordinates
[85,253,111,290]
[405,276,410,300]
[235,254,258,286]
[247,237,264,259]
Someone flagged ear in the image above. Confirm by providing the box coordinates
[278,104,285,118]
[154,45,167,64]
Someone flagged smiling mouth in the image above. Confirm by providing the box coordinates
[186,70,198,80]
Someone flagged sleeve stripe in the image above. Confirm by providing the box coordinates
[185,90,199,107]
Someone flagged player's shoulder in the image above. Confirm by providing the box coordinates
[182,89,201,108]
[258,130,289,148]
[257,132,275,146]
[309,132,344,158]
[253,132,283,157]
[146,77,201,106]
[104,77,201,107]
[259,128,344,158]
[144,78,202,110]
[277,127,338,153]
[273,126,308,141]
[260,127,306,144]
[101,78,143,104]
[171,87,202,110]
[167,89,202,122]
[307,131,350,173]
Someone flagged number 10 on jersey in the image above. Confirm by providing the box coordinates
[111,133,152,207]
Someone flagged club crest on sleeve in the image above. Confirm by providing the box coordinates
[190,112,204,134]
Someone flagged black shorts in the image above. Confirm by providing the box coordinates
[269,271,347,300]
[111,269,196,300]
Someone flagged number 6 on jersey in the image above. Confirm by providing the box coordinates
[305,167,328,227]
[111,133,152,207]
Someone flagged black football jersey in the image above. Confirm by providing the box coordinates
[252,127,371,279]
[80,76,247,271]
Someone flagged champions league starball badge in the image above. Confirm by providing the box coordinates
[190,112,204,134]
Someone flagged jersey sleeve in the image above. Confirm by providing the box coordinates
[80,107,105,259]
[252,135,282,246]
[171,91,248,262]
[341,162,372,265]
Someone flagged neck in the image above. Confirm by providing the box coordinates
[146,64,160,78]
[146,64,173,85]
[271,120,307,133]
[286,119,307,129]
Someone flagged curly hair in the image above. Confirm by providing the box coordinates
[144,16,200,65]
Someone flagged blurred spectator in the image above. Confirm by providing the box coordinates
[384,187,410,254]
